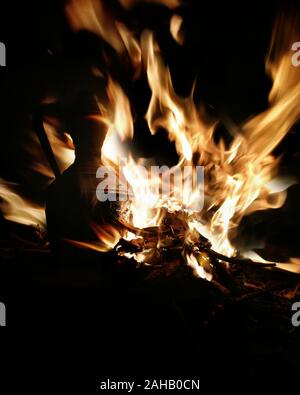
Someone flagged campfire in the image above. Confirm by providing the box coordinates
[1,0,300,299]
[65,0,300,284]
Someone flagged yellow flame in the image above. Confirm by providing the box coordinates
[101,78,133,163]
[67,223,121,252]
[43,122,75,173]
[0,180,45,227]
[66,0,125,53]
[186,253,213,281]
[66,0,142,75]
[170,14,184,45]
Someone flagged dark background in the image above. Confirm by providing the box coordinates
[0,0,300,389]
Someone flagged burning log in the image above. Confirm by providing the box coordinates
[112,206,300,301]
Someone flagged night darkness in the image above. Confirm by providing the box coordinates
[0,0,300,390]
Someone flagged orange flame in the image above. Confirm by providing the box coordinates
[170,14,184,45]
[0,179,45,227]
[1,2,300,276]
[67,222,121,252]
